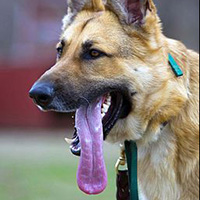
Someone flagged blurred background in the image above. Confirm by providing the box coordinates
[0,0,199,200]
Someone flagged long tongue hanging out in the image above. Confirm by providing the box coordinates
[75,98,107,195]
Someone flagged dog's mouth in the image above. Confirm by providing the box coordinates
[66,91,131,195]
[69,91,131,156]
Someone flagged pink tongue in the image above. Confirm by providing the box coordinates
[75,98,107,195]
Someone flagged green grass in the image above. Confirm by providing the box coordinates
[0,131,119,200]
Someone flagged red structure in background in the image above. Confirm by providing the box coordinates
[0,60,73,128]
[0,0,73,128]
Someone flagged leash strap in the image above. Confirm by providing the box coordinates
[116,145,130,200]
[125,141,139,200]
[116,170,130,200]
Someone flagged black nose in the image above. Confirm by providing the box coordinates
[29,82,55,107]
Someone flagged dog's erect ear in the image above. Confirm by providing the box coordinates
[125,0,152,24]
[62,0,106,30]
[67,0,106,13]
[108,0,156,25]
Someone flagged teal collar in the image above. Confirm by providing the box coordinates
[168,53,183,77]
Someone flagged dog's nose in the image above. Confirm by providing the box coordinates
[29,82,55,107]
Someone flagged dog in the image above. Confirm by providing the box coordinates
[29,0,199,199]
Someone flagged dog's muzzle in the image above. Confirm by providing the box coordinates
[29,82,55,108]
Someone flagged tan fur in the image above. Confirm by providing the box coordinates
[37,0,199,199]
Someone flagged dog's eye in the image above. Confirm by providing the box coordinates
[83,49,106,60]
[90,50,101,58]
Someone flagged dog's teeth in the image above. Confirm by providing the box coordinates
[107,96,111,102]
[102,107,107,113]
[101,113,105,117]
[101,94,111,116]
[103,104,109,112]
[106,101,111,106]
[65,138,73,144]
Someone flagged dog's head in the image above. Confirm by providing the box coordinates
[29,0,188,143]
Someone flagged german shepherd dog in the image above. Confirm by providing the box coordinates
[29,0,199,199]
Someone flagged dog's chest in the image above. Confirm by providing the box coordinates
[137,126,180,200]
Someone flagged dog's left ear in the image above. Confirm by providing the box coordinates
[108,0,156,25]
[125,0,154,24]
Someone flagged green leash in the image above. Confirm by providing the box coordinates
[125,141,139,200]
